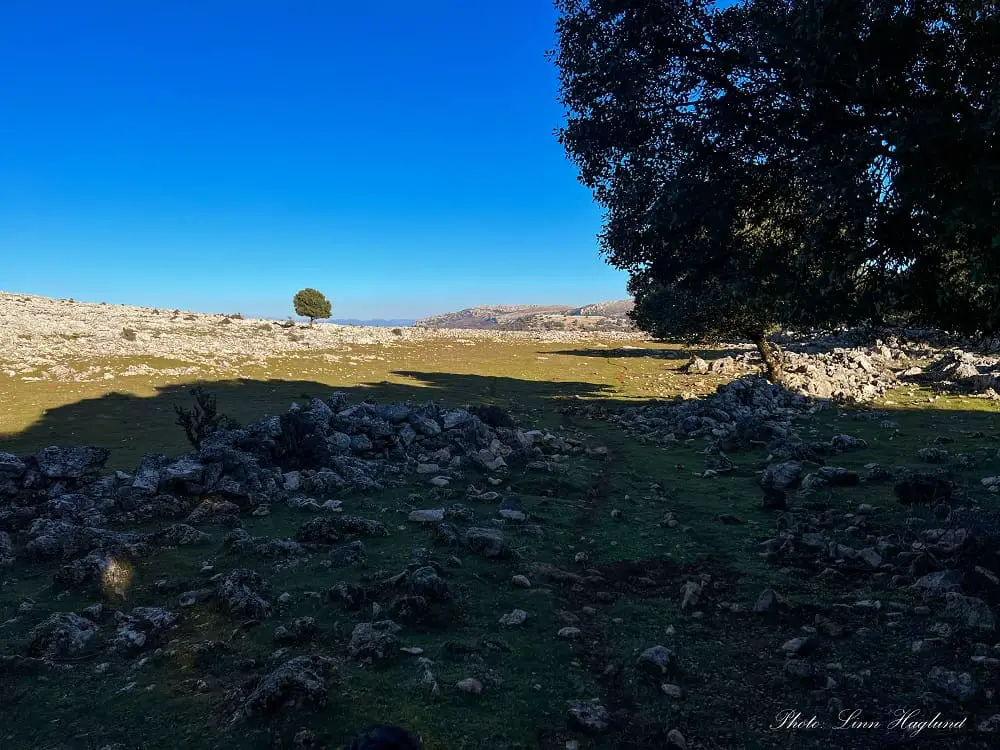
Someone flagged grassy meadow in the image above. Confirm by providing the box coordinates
[2,337,999,749]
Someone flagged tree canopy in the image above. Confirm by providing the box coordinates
[552,0,999,374]
[293,288,332,325]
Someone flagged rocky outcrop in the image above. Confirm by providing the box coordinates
[0,396,567,578]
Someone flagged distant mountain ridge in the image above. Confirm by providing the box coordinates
[331,318,416,327]
[414,300,635,331]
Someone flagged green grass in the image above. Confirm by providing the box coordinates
[2,341,1000,748]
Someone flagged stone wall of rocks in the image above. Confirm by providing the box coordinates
[0,394,577,579]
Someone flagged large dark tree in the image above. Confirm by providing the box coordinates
[552,0,999,377]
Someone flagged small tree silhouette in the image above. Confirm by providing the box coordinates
[174,387,238,448]
[293,288,332,325]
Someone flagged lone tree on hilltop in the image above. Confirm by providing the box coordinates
[293,288,332,325]
[552,0,1000,380]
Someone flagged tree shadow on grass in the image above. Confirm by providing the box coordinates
[552,344,750,361]
[0,370,617,470]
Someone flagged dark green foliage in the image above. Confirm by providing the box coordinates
[293,288,332,325]
[552,0,1000,351]
[173,387,237,448]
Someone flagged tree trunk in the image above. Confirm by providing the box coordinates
[754,335,782,382]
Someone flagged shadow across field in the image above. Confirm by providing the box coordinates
[553,345,748,360]
[0,370,617,469]
[4,369,1000,748]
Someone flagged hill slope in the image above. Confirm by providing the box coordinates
[415,300,635,331]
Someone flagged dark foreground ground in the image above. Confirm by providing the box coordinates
[2,342,999,749]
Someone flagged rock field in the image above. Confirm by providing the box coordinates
[0,292,641,382]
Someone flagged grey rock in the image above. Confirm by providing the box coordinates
[781,636,819,656]
[456,677,484,694]
[918,446,949,463]
[408,509,445,524]
[943,593,995,631]
[25,613,100,659]
[153,523,210,546]
[462,527,510,559]
[376,403,411,424]
[337,516,389,537]
[0,452,26,477]
[830,434,867,451]
[326,432,352,454]
[348,621,402,666]
[0,531,13,566]
[754,588,786,614]
[113,607,178,655]
[235,655,335,721]
[409,414,442,437]
[927,666,977,702]
[762,462,804,491]
[350,434,373,453]
[567,700,611,734]
[441,409,473,429]
[273,617,317,644]
[912,570,965,594]
[215,569,270,618]
[499,609,528,627]
[31,445,110,480]
[329,540,366,567]
[282,471,302,491]
[408,566,448,601]
[637,645,675,677]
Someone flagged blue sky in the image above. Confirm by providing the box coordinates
[0,1,628,319]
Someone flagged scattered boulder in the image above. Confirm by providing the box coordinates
[113,607,178,655]
[329,540,366,567]
[830,434,867,452]
[754,588,787,615]
[328,582,366,610]
[801,467,860,490]
[499,609,528,627]
[567,700,611,734]
[927,666,977,702]
[348,621,402,666]
[30,445,110,481]
[462,527,510,559]
[762,462,804,491]
[943,593,995,631]
[234,655,335,722]
[295,516,343,544]
[25,613,100,660]
[152,523,210,546]
[408,566,449,601]
[215,569,270,618]
[912,570,965,594]
[0,531,13,566]
[918,447,950,464]
[456,677,484,695]
[408,509,445,524]
[637,645,675,678]
[338,516,390,538]
[274,617,318,644]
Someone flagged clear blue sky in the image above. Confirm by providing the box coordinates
[0,1,628,319]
